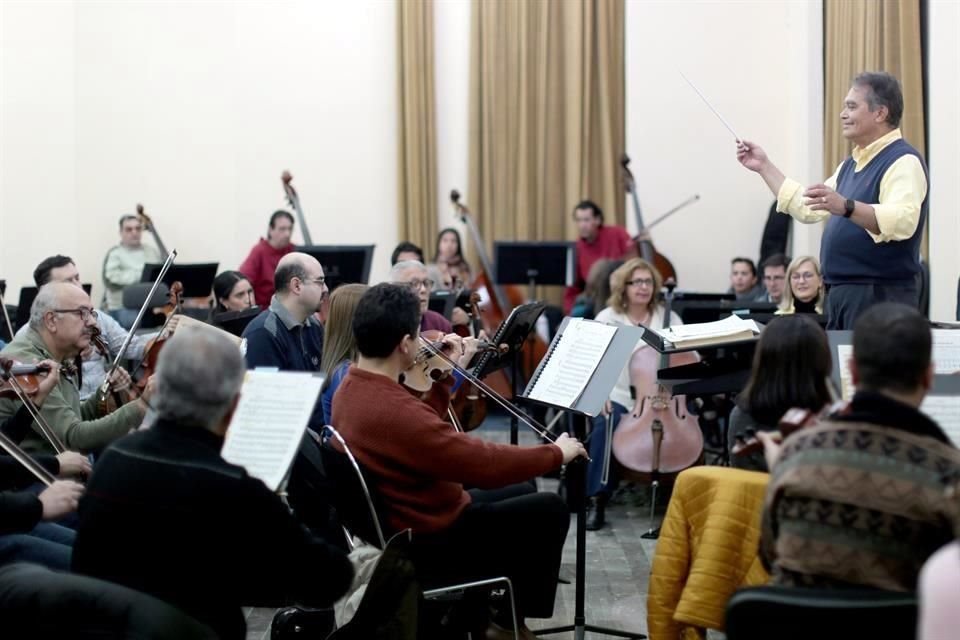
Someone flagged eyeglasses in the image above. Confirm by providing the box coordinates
[298,276,326,287]
[400,278,435,291]
[790,272,818,282]
[625,278,654,288]
[53,307,97,321]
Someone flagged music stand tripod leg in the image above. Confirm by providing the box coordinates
[534,414,647,640]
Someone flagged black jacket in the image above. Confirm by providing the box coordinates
[0,406,60,535]
[72,419,353,640]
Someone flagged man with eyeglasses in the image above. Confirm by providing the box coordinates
[242,252,328,429]
[0,283,156,455]
[102,215,163,329]
[390,260,453,333]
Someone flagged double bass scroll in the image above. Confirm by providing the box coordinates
[619,155,677,283]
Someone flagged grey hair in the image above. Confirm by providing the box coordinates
[390,260,426,280]
[29,283,64,331]
[154,327,245,431]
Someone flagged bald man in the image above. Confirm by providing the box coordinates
[0,283,155,454]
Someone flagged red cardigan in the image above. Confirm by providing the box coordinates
[238,238,295,308]
[331,367,562,534]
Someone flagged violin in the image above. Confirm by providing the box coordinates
[137,203,169,256]
[0,358,66,454]
[133,281,183,391]
[611,280,703,480]
[89,325,139,415]
[450,291,488,431]
[620,155,678,283]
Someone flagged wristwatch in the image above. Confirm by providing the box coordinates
[843,198,855,218]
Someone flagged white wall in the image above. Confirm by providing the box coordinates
[1,0,398,304]
[625,0,823,291]
[927,0,960,322]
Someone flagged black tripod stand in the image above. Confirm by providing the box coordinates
[535,413,647,640]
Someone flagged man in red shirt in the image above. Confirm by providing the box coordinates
[332,283,587,640]
[238,210,296,307]
[564,200,633,314]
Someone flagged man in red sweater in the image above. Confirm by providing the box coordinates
[563,200,634,314]
[238,210,296,307]
[332,283,587,640]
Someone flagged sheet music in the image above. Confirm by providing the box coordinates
[921,395,960,446]
[528,319,616,409]
[836,344,855,401]
[221,370,324,491]
[657,314,760,342]
[932,330,960,374]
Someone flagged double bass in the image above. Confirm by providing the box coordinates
[620,154,677,283]
[610,281,702,535]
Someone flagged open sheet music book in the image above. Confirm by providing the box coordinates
[220,370,324,492]
[654,314,760,349]
[920,395,960,446]
[526,318,617,410]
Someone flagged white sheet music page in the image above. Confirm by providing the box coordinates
[932,330,960,374]
[221,370,324,492]
[528,318,616,409]
[921,395,960,446]
[836,345,855,401]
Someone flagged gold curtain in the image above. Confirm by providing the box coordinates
[397,0,438,252]
[823,0,926,171]
[467,0,625,287]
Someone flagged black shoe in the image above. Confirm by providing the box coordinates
[585,496,606,531]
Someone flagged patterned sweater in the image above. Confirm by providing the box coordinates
[760,391,960,591]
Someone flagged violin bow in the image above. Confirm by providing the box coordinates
[0,364,66,455]
[0,290,14,342]
[98,249,178,404]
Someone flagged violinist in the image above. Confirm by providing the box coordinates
[433,227,472,287]
[0,361,87,571]
[102,215,163,329]
[242,253,327,429]
[332,283,586,640]
[27,255,154,401]
[758,303,960,591]
[726,315,832,471]
[0,283,155,454]
[238,210,296,308]
[585,258,682,531]
[563,200,633,314]
[391,260,453,333]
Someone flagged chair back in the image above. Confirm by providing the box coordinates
[322,426,388,548]
[725,585,917,640]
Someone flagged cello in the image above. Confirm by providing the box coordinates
[610,279,702,537]
[620,154,678,283]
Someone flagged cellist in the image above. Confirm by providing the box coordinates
[563,200,634,315]
[584,258,682,531]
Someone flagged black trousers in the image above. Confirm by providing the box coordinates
[409,486,569,622]
[825,283,919,330]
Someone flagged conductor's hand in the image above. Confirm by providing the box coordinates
[554,433,588,464]
[56,451,92,478]
[736,140,769,173]
[803,184,845,215]
[38,480,84,521]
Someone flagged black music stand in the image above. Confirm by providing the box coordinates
[212,306,262,337]
[428,291,458,322]
[522,317,647,640]
[15,284,93,332]
[141,263,219,298]
[472,302,546,445]
[297,245,374,291]
[493,241,576,300]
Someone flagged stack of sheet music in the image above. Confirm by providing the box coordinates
[654,314,761,349]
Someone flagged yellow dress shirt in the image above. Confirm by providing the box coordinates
[776,129,927,243]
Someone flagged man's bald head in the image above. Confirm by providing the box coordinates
[29,282,97,357]
[274,252,322,294]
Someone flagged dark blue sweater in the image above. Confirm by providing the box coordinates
[820,138,927,285]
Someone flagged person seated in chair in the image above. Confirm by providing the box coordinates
[757,303,960,591]
[332,283,587,640]
[72,327,352,640]
[776,256,824,315]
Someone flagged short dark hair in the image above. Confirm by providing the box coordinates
[273,260,308,294]
[853,303,930,394]
[34,255,75,287]
[731,257,757,277]
[391,241,424,265]
[269,210,295,228]
[853,71,904,128]
[573,200,604,224]
[118,215,139,229]
[738,315,832,426]
[760,253,790,272]
[353,284,421,358]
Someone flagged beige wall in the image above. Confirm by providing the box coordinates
[1,0,398,304]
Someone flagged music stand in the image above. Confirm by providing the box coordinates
[494,241,575,300]
[472,302,546,445]
[15,284,93,332]
[522,317,647,640]
[141,263,218,298]
[428,291,458,322]
[213,306,262,337]
[297,245,374,291]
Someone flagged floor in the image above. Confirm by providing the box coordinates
[245,417,678,639]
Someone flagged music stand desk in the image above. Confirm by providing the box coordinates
[141,263,218,298]
[297,244,374,291]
